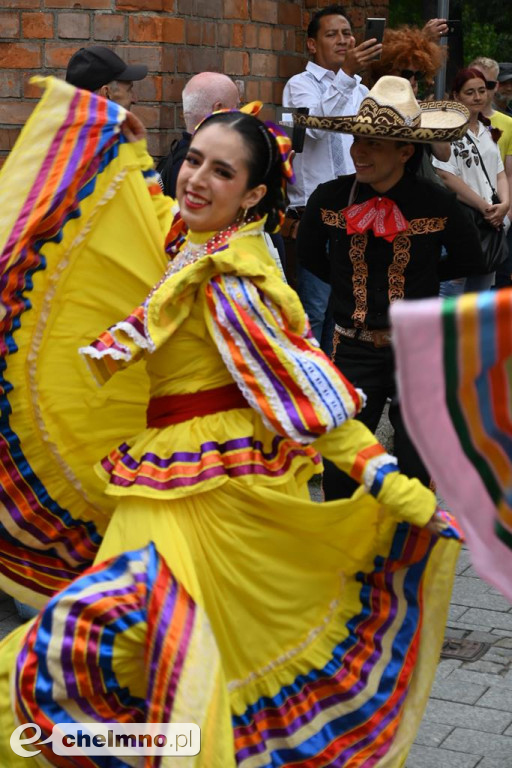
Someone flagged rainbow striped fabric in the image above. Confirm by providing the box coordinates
[13,543,228,767]
[391,289,512,602]
[206,275,365,442]
[0,76,168,606]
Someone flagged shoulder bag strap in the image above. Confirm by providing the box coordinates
[465,132,499,199]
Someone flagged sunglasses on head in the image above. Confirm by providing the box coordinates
[485,80,498,90]
[400,69,425,81]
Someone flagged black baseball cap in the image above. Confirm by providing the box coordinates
[66,46,148,92]
[498,62,512,84]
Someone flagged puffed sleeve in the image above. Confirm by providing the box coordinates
[204,273,365,442]
[205,273,436,526]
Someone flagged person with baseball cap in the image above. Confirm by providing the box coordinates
[495,62,512,117]
[66,45,147,110]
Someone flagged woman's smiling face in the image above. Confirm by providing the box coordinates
[176,123,266,232]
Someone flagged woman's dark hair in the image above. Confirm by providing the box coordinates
[452,67,502,143]
[307,5,347,39]
[194,111,286,233]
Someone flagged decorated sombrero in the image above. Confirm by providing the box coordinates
[293,75,469,143]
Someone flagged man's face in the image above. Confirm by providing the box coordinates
[307,15,353,73]
[495,79,512,110]
[350,137,414,193]
[105,80,136,110]
[473,65,498,110]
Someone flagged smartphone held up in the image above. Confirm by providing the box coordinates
[364,18,386,60]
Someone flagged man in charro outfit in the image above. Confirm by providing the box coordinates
[296,76,487,500]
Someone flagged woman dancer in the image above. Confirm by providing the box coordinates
[0,77,460,767]
[434,67,509,294]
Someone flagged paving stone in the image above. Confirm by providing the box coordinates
[494,637,512,649]
[461,659,509,674]
[455,549,473,575]
[435,658,463,680]
[476,686,512,712]
[423,699,512,733]
[429,677,488,705]
[405,745,481,768]
[444,628,468,640]
[448,604,470,622]
[476,759,512,768]
[461,609,512,631]
[451,579,512,611]
[448,668,512,689]
[442,727,512,758]
[414,721,454,748]
[446,621,501,633]
[466,630,502,644]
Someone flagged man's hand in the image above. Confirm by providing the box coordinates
[423,18,449,41]
[121,111,146,143]
[342,37,383,77]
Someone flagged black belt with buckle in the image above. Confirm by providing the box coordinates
[335,324,392,348]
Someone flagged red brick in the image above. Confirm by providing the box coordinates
[161,46,175,73]
[0,43,41,69]
[0,71,21,98]
[57,13,90,39]
[94,14,125,41]
[162,18,185,43]
[1,0,38,7]
[245,80,260,101]
[273,80,284,103]
[45,43,83,68]
[23,74,44,99]
[223,0,249,20]
[129,17,163,42]
[260,79,273,103]
[278,1,302,26]
[176,46,222,74]
[177,0,222,18]
[224,50,249,76]
[136,74,163,102]
[272,28,285,50]
[217,23,230,48]
[160,105,176,130]
[0,99,36,124]
[284,29,296,50]
[258,26,272,50]
[0,13,20,38]
[252,0,277,24]
[202,21,216,46]
[244,25,257,49]
[279,54,303,79]
[251,52,277,77]
[116,0,174,10]
[132,104,160,129]
[349,9,365,29]
[116,44,163,72]
[22,12,54,39]
[44,0,110,7]
[186,19,201,45]
[231,23,244,48]
[295,31,305,53]
[147,130,171,159]
[162,75,186,102]
[0,127,20,151]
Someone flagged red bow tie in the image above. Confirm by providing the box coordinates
[343,197,409,242]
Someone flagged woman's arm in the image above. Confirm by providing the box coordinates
[434,168,489,213]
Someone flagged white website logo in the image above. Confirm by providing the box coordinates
[11,723,201,757]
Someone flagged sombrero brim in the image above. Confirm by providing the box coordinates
[292,99,469,143]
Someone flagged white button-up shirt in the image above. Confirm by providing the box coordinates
[283,61,368,207]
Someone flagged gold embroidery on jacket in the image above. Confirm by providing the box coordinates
[406,217,447,235]
[349,233,369,327]
[389,233,411,302]
[321,209,346,228]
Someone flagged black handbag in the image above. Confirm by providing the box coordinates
[462,135,509,272]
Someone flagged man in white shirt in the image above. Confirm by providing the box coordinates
[282,5,380,350]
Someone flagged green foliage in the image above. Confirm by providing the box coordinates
[388,0,512,63]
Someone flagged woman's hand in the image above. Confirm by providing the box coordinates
[425,509,448,536]
[121,111,146,143]
[483,201,507,229]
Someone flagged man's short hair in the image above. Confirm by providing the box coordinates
[469,57,499,78]
[307,5,348,39]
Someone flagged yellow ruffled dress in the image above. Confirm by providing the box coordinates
[0,78,461,768]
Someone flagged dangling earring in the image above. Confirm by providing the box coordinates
[238,207,248,223]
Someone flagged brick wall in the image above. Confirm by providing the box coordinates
[0,0,388,165]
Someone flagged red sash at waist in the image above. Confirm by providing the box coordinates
[146,383,249,427]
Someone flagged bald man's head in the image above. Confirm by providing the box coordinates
[182,72,240,133]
